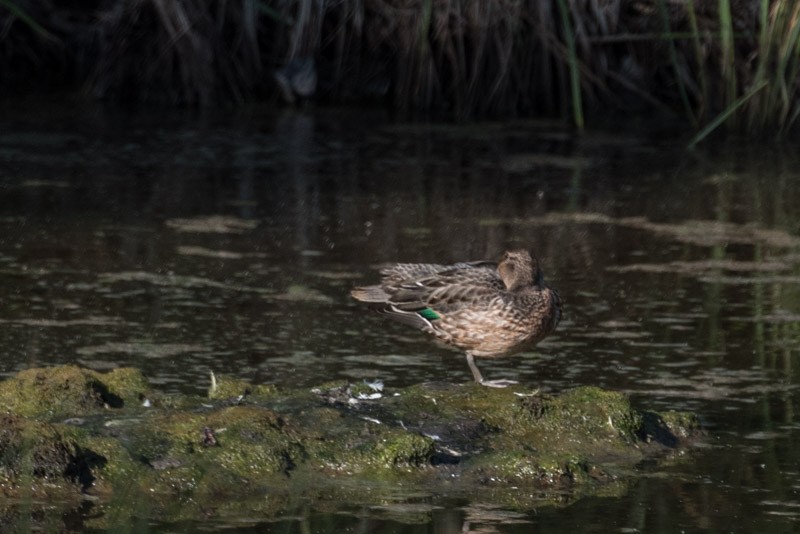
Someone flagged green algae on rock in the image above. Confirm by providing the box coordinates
[0,365,702,527]
[373,382,688,488]
[207,372,277,400]
[0,365,150,418]
[0,413,95,500]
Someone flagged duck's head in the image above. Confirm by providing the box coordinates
[498,249,543,291]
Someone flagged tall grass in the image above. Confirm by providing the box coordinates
[685,0,709,121]
[1,0,799,136]
[90,0,265,105]
[745,0,800,134]
[717,0,738,125]
[658,0,696,127]
[555,0,584,131]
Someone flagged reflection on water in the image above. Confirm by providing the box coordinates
[1,103,800,531]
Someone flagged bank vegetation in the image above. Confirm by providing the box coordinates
[1,0,799,138]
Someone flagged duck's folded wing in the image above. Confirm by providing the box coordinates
[379,260,497,285]
[379,263,447,285]
[354,260,505,329]
[388,266,505,313]
[352,262,489,303]
[374,281,503,330]
[425,282,506,314]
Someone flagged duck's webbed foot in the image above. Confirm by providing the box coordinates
[466,354,518,388]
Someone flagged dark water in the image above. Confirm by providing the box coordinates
[1,100,799,532]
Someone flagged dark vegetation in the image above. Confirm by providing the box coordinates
[1,0,799,137]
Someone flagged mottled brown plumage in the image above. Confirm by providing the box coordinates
[351,249,562,387]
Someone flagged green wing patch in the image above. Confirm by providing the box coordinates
[418,307,441,321]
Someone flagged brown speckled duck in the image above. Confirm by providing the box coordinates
[351,249,562,387]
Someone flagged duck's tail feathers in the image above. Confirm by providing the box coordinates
[351,285,391,303]
[352,286,436,331]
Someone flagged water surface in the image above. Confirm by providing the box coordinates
[1,101,799,532]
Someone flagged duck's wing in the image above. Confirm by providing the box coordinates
[352,262,447,303]
[353,260,503,330]
[379,263,449,285]
[388,263,504,314]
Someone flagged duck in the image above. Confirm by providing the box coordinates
[351,249,562,387]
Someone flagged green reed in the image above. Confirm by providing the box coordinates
[717,0,737,124]
[686,0,708,121]
[555,0,583,131]
[746,0,800,134]
[0,0,54,40]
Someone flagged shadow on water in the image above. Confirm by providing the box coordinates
[1,101,800,531]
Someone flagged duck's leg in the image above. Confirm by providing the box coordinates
[466,353,518,388]
[466,353,484,382]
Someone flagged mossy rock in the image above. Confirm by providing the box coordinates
[316,426,435,473]
[0,365,149,419]
[378,382,688,486]
[102,367,151,404]
[0,413,96,499]
[521,386,645,459]
[0,365,702,526]
[80,435,148,493]
[470,450,587,486]
[373,430,435,468]
[207,373,277,400]
[202,405,303,478]
[107,404,305,483]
